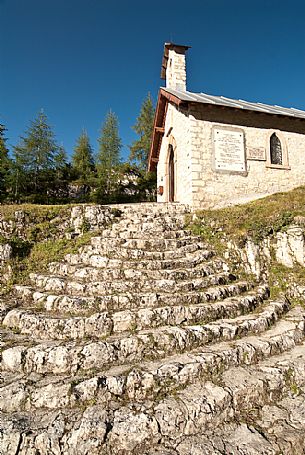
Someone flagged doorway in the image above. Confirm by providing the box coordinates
[168,145,175,202]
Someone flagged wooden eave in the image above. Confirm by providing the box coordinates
[148,88,187,172]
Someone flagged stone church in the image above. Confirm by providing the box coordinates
[148,43,305,208]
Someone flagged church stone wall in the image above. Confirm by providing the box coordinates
[157,103,193,205]
[157,102,305,208]
[188,104,305,208]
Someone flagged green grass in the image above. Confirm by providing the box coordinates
[188,186,305,245]
[6,231,98,285]
[0,204,71,222]
[0,204,73,244]
[268,262,305,300]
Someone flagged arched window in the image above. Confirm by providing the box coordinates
[270,133,283,165]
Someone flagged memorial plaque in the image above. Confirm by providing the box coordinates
[214,128,246,173]
[247,147,266,161]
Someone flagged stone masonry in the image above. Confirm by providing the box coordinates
[0,203,305,454]
[165,47,187,91]
[187,105,305,208]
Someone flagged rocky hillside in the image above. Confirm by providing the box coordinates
[0,200,305,454]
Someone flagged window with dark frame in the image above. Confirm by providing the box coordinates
[270,133,283,165]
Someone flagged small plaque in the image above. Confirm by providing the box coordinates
[247,147,266,161]
[214,128,246,173]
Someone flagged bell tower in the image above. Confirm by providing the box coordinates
[161,43,190,91]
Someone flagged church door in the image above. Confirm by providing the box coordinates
[168,145,175,202]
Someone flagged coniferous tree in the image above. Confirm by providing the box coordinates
[129,93,155,171]
[96,111,122,197]
[0,124,11,200]
[54,145,68,176]
[13,111,61,200]
[52,145,72,196]
[10,149,27,202]
[72,130,95,182]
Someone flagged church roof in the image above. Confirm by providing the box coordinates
[148,87,305,172]
[163,87,305,120]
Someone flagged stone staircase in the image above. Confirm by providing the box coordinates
[0,203,305,454]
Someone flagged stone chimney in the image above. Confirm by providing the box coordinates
[161,43,190,91]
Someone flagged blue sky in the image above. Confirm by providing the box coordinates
[1,0,305,161]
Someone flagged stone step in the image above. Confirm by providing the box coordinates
[0,327,29,350]
[111,222,187,234]
[88,235,203,252]
[67,240,208,263]
[101,343,305,453]
[3,286,269,340]
[170,403,305,455]
[2,201,304,454]
[1,316,304,455]
[15,280,249,314]
[112,209,186,218]
[0,296,17,323]
[0,299,290,375]
[111,205,188,216]
[28,270,236,295]
[60,248,214,272]
[107,202,190,215]
[0,306,303,413]
[100,227,193,239]
[72,202,189,220]
[47,258,226,283]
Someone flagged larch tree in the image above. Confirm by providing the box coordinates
[97,110,122,196]
[13,111,61,199]
[54,144,70,186]
[0,124,11,200]
[54,145,68,173]
[129,93,155,171]
[72,130,95,182]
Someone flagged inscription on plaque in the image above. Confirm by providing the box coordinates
[214,128,246,173]
[247,147,266,161]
